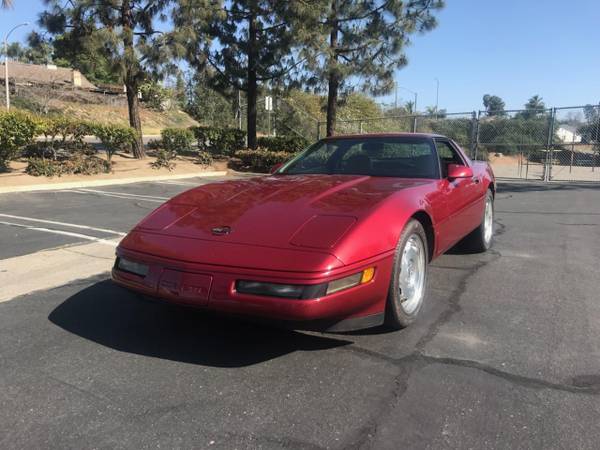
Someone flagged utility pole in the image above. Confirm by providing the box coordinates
[3,22,29,111]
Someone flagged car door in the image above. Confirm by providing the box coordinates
[434,139,482,250]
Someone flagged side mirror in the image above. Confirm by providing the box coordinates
[447,164,473,180]
[270,163,283,174]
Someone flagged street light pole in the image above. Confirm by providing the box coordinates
[3,22,29,111]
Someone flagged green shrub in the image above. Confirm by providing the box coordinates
[234,148,294,173]
[190,126,246,156]
[256,135,309,152]
[26,153,111,177]
[35,117,93,160]
[196,151,213,166]
[146,138,162,150]
[25,158,64,177]
[161,128,194,154]
[0,111,40,169]
[91,123,137,161]
[139,82,173,111]
[151,149,177,171]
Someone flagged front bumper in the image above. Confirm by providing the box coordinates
[111,247,394,330]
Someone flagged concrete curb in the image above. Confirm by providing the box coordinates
[0,171,229,194]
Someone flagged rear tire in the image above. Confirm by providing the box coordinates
[463,190,494,253]
[385,219,429,330]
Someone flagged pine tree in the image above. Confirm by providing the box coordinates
[39,0,174,158]
[302,0,443,136]
[174,0,308,149]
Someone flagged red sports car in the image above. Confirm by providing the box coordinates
[112,133,495,331]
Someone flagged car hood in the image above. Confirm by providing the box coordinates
[134,174,428,251]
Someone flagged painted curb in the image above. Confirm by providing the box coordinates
[0,171,229,194]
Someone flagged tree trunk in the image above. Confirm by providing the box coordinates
[125,78,145,158]
[326,73,339,137]
[326,1,339,137]
[246,11,258,150]
[122,0,145,159]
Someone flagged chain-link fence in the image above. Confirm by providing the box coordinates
[326,104,600,182]
[547,106,600,182]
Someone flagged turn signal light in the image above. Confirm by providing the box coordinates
[325,267,375,295]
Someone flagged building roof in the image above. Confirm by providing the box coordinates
[0,61,96,90]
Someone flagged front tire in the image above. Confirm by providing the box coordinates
[385,219,429,330]
[463,190,494,253]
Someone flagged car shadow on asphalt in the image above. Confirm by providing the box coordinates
[48,280,351,368]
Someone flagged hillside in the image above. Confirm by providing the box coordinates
[12,87,198,134]
[57,102,198,135]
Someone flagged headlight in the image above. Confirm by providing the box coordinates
[116,257,149,277]
[236,280,305,299]
[325,267,375,295]
[236,267,375,299]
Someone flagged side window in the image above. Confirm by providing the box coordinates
[295,142,337,171]
[436,140,465,177]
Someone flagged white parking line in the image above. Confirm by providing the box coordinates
[0,213,126,236]
[77,188,169,200]
[64,189,165,203]
[0,221,120,247]
[154,180,198,186]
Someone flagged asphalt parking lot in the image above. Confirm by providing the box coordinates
[1,177,600,449]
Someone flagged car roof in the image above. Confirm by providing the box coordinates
[322,132,446,140]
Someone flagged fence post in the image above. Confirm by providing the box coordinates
[474,111,482,161]
[412,115,418,133]
[544,108,556,182]
[469,111,477,159]
[316,121,321,140]
[359,121,363,134]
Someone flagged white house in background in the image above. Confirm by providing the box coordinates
[556,125,582,143]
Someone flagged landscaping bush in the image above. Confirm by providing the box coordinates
[90,123,137,161]
[234,148,294,173]
[190,126,246,156]
[256,135,309,152]
[151,149,177,171]
[26,152,111,177]
[161,127,194,154]
[0,111,40,169]
[139,82,173,111]
[35,117,94,160]
[196,151,213,166]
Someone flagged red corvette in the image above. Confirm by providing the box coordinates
[112,133,495,331]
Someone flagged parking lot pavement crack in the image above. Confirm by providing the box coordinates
[40,370,126,411]
[415,248,503,353]
[339,354,420,450]
[337,345,600,450]
[417,354,600,396]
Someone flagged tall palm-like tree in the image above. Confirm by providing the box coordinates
[522,95,546,119]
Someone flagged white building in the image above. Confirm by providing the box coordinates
[556,125,582,143]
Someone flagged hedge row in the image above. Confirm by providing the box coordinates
[190,126,246,156]
[0,111,305,173]
[0,111,141,169]
[234,148,295,173]
[256,135,308,152]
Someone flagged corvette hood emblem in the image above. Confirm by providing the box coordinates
[211,226,231,236]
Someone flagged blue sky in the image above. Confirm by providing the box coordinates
[2,0,599,112]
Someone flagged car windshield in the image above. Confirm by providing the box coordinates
[277,136,440,179]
